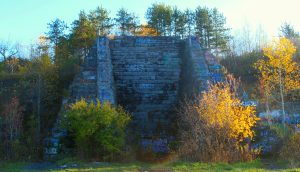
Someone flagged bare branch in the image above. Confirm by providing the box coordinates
[0,40,20,61]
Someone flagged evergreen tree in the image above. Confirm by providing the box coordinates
[171,7,180,37]
[195,7,230,55]
[171,7,186,38]
[46,19,67,47]
[70,11,96,57]
[280,22,299,40]
[46,18,67,62]
[115,8,139,36]
[177,11,187,38]
[210,8,230,55]
[88,6,113,36]
[146,3,172,36]
[195,7,213,48]
[184,9,195,37]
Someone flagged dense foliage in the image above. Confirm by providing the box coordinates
[64,99,131,160]
[115,8,139,35]
[179,75,259,162]
[145,3,230,53]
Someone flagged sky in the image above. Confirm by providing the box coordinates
[1,0,300,46]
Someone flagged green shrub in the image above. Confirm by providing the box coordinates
[280,132,300,167]
[64,99,131,160]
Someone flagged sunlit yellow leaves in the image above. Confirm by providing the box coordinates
[254,37,300,104]
[263,38,296,71]
[135,24,158,36]
[197,80,259,143]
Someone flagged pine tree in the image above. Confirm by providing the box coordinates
[70,11,96,57]
[210,8,230,56]
[195,7,213,48]
[46,19,67,47]
[171,7,186,38]
[115,8,139,36]
[280,22,300,40]
[184,9,195,37]
[146,3,172,36]
[195,7,230,55]
[88,6,113,36]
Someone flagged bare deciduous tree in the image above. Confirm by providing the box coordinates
[0,40,19,61]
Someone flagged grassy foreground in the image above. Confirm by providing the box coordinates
[0,159,299,172]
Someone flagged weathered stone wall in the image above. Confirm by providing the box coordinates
[64,36,209,138]
[187,37,210,92]
[44,36,213,157]
[110,37,184,137]
[66,37,117,104]
[69,44,98,102]
[97,37,116,104]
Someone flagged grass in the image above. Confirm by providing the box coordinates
[0,159,300,172]
[0,162,31,172]
[170,160,265,172]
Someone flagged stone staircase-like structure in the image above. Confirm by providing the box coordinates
[44,36,214,158]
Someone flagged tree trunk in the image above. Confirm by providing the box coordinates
[279,70,286,131]
[266,95,271,125]
[37,74,41,142]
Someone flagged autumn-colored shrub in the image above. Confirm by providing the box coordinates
[64,99,131,160]
[280,132,300,167]
[178,75,260,162]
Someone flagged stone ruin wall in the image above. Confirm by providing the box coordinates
[69,36,210,137]
[110,37,183,137]
[44,36,212,157]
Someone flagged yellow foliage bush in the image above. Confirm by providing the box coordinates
[199,83,258,142]
[179,75,259,162]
